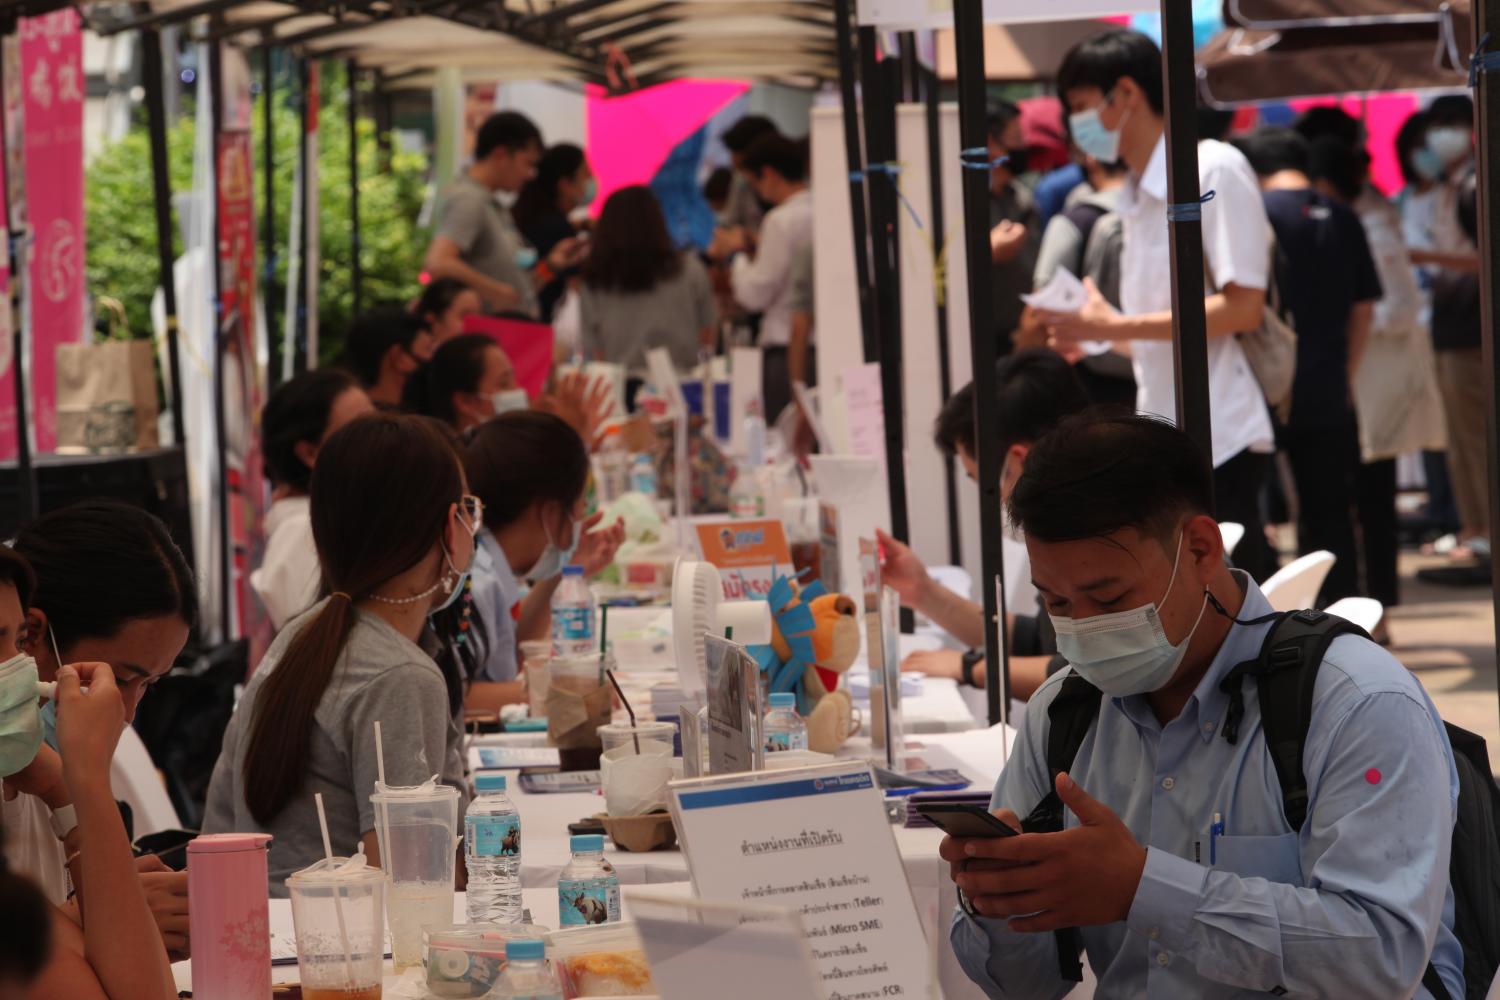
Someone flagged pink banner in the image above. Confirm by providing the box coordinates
[20,9,85,454]
[463,315,555,400]
[0,104,13,463]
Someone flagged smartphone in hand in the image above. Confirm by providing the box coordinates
[915,802,1019,839]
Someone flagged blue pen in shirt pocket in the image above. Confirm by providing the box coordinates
[1209,812,1224,866]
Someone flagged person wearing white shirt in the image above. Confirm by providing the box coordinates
[1039,30,1278,581]
[252,370,375,631]
[709,132,813,422]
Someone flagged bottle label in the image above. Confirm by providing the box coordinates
[554,606,593,642]
[558,880,620,925]
[468,814,520,857]
[730,496,764,519]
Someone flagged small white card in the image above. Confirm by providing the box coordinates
[1022,265,1088,313]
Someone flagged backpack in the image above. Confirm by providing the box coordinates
[1023,609,1500,998]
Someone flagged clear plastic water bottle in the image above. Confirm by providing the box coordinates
[550,565,596,656]
[744,398,767,466]
[629,453,658,497]
[764,692,808,752]
[464,774,522,923]
[729,464,765,519]
[492,938,562,1000]
[597,427,630,504]
[557,834,620,927]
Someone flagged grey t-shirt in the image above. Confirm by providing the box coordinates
[578,252,715,374]
[204,602,470,894]
[436,174,538,318]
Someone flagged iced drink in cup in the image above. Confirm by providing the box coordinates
[287,852,386,1000]
[520,640,552,718]
[370,777,460,969]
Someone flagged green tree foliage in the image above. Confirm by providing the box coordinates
[85,60,430,368]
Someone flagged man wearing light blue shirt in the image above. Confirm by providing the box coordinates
[945,413,1463,999]
[470,529,522,683]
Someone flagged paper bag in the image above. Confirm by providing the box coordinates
[54,339,160,453]
[545,677,611,750]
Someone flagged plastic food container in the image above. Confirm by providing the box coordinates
[423,923,552,998]
[546,923,657,998]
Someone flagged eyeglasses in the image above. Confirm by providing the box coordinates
[457,494,485,535]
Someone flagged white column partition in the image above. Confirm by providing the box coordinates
[812,100,982,584]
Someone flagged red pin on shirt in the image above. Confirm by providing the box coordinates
[1365,768,1382,785]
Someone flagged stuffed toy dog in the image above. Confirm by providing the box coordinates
[751,575,862,753]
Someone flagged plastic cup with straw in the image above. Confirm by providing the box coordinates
[314,792,356,987]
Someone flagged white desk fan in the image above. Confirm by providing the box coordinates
[672,559,773,698]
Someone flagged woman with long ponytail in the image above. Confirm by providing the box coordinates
[204,413,479,892]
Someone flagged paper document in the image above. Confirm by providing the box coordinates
[1022,266,1088,313]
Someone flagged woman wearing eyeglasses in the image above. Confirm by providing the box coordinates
[204,413,480,893]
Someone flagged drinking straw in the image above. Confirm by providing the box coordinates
[605,669,641,754]
[599,604,609,655]
[314,792,356,986]
[374,720,386,787]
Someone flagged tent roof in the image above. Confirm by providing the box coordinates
[81,0,838,88]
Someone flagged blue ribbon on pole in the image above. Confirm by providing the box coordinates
[852,161,927,232]
[1166,189,1216,223]
[1470,32,1500,87]
[959,146,1010,171]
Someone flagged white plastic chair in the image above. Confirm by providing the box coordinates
[1324,596,1384,634]
[1218,522,1245,557]
[1259,551,1337,612]
[110,726,181,838]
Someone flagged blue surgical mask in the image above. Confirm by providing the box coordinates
[431,544,472,615]
[0,654,44,779]
[1426,127,1472,168]
[515,246,539,271]
[526,515,579,584]
[1069,93,1129,166]
[1412,147,1445,182]
[580,177,598,207]
[1049,533,1208,698]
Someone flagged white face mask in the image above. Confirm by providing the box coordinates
[1426,127,1472,167]
[489,388,529,416]
[0,653,44,779]
[1049,532,1208,698]
[1069,91,1130,166]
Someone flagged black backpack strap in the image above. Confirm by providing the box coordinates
[1421,963,1452,1000]
[1217,609,1369,832]
[1019,670,1103,984]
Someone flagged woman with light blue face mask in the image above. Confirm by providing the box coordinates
[460,412,625,711]
[402,333,524,435]
[203,413,479,889]
[513,142,596,322]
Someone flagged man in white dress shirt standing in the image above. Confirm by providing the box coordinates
[1039,30,1278,581]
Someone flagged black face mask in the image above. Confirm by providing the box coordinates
[1004,148,1030,175]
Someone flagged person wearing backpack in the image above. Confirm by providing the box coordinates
[945,412,1463,999]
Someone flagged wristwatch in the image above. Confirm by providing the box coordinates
[49,803,78,839]
[960,648,984,687]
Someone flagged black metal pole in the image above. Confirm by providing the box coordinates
[832,0,879,364]
[923,63,961,566]
[1159,0,1213,476]
[297,57,310,372]
[953,0,1010,726]
[347,59,362,316]
[142,27,187,450]
[1472,0,1500,740]
[859,29,913,574]
[0,33,36,525]
[209,39,232,640]
[261,44,279,390]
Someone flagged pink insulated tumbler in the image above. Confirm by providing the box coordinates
[188,832,274,1000]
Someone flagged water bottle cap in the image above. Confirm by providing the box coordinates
[505,938,546,961]
[562,565,584,577]
[571,834,605,853]
[769,692,796,709]
[475,774,507,792]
